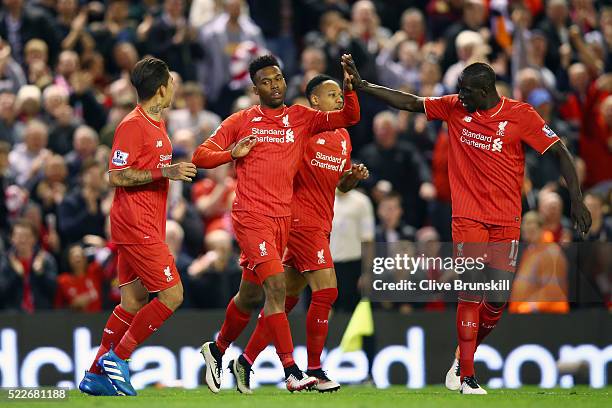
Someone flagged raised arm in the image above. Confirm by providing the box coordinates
[337,163,369,193]
[546,141,591,236]
[341,54,425,113]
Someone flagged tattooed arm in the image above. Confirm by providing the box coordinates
[109,162,197,187]
[109,168,155,187]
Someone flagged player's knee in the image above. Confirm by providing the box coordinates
[311,287,338,308]
[263,274,286,303]
[121,295,148,314]
[158,284,184,311]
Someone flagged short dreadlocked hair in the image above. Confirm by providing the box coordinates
[305,74,340,101]
[248,54,281,83]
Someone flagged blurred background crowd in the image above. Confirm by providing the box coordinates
[0,0,610,314]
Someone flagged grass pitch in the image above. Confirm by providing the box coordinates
[10,386,610,408]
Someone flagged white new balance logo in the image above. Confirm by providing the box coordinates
[317,249,325,264]
[492,138,503,152]
[251,116,262,122]
[156,140,163,148]
[316,138,325,145]
[463,116,472,122]
[104,328,114,335]
[259,241,268,256]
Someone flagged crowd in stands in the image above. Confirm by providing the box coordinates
[0,0,610,313]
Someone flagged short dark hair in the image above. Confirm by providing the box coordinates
[130,57,170,102]
[248,55,281,83]
[461,62,496,91]
[305,74,340,100]
[12,218,39,240]
[381,191,403,205]
[80,158,101,176]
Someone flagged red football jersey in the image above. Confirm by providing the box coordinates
[200,91,359,217]
[108,106,173,244]
[424,95,560,226]
[291,128,352,233]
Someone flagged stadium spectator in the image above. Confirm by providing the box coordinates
[537,0,572,73]
[0,218,57,312]
[359,111,433,228]
[0,0,60,65]
[23,39,53,89]
[350,0,391,56]
[376,37,421,91]
[43,85,79,156]
[197,0,265,112]
[0,40,26,94]
[167,82,221,144]
[538,191,572,244]
[440,0,493,72]
[30,154,68,220]
[286,47,327,103]
[146,0,203,81]
[185,229,240,309]
[55,0,95,54]
[0,90,18,145]
[509,211,569,314]
[330,187,375,312]
[191,163,235,235]
[64,125,101,182]
[375,192,416,243]
[57,159,107,245]
[54,243,104,312]
[398,8,427,46]
[9,119,50,187]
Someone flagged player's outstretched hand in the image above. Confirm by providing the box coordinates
[350,163,369,180]
[162,162,197,182]
[341,54,363,90]
[571,199,592,239]
[231,136,257,159]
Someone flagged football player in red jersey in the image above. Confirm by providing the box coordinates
[192,56,360,393]
[342,55,591,394]
[79,57,197,397]
[233,75,369,393]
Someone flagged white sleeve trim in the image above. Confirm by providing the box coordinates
[107,166,131,173]
[209,138,223,150]
[540,138,560,155]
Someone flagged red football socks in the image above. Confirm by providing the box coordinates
[476,301,505,347]
[243,296,299,364]
[215,298,251,355]
[265,312,295,368]
[89,305,134,374]
[456,300,480,380]
[114,298,173,360]
[307,288,338,370]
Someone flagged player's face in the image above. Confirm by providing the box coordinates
[457,76,484,113]
[254,66,287,108]
[312,80,343,112]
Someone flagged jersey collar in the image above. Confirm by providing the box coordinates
[136,105,162,129]
[474,97,505,119]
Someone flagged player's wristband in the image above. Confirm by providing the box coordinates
[151,168,164,181]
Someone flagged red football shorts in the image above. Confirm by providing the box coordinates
[283,227,334,272]
[232,211,290,285]
[452,217,521,273]
[117,242,181,292]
